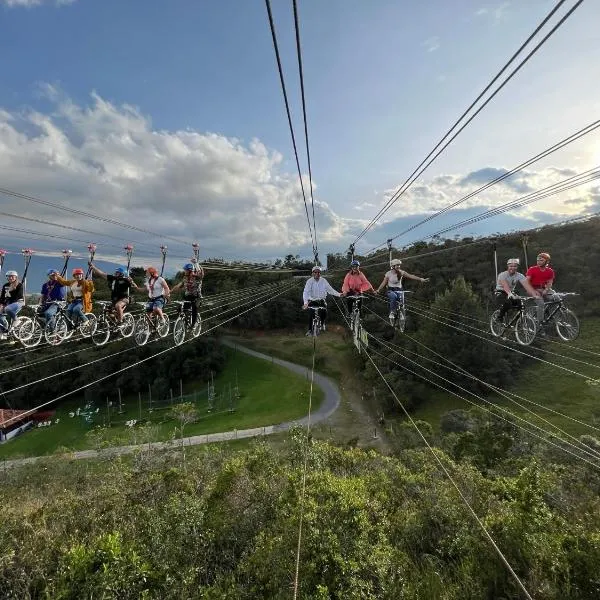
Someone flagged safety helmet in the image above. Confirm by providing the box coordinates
[390,259,402,267]
[5,270,17,278]
[311,265,322,273]
[350,260,360,268]
[506,258,520,266]
[146,266,158,276]
[114,266,128,276]
[183,263,194,271]
[537,252,551,262]
[47,268,58,276]
[72,268,85,276]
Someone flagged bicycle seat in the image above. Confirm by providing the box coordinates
[171,300,186,306]
[96,300,112,306]
[51,301,67,307]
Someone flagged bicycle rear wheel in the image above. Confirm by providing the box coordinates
[489,310,506,337]
[92,318,110,346]
[555,307,580,341]
[157,313,170,338]
[119,313,135,338]
[45,315,68,346]
[395,309,406,333]
[311,316,321,337]
[134,317,150,346]
[79,314,97,338]
[191,315,202,337]
[514,313,537,346]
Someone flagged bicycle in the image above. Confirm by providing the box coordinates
[307,304,324,337]
[91,300,136,346]
[19,301,95,348]
[527,292,580,341]
[347,294,369,333]
[133,302,170,346]
[490,295,537,346]
[172,300,202,346]
[387,290,411,332]
[0,311,32,346]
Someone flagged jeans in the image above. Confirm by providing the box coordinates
[387,289,405,312]
[146,297,166,312]
[307,299,326,330]
[67,300,87,325]
[41,303,59,331]
[0,301,23,333]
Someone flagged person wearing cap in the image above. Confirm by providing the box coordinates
[88,263,138,323]
[494,258,540,323]
[55,268,95,327]
[342,260,375,315]
[302,265,342,336]
[171,263,204,326]
[39,269,66,332]
[376,258,429,322]
[0,270,24,339]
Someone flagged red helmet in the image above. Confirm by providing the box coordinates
[146,266,158,276]
[72,268,85,276]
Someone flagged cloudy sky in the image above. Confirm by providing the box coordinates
[1,0,599,280]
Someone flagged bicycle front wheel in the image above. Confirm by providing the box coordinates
[92,318,110,346]
[514,313,537,346]
[134,317,150,346]
[45,315,68,346]
[191,315,202,338]
[119,313,136,338]
[555,307,580,341]
[489,310,506,338]
[311,317,321,337]
[157,313,170,338]
[395,309,406,333]
[173,316,186,346]
[79,314,97,338]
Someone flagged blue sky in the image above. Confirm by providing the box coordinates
[1,0,600,287]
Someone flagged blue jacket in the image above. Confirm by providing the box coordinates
[41,280,65,306]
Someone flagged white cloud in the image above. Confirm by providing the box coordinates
[0,88,353,262]
[422,37,440,53]
[475,2,510,21]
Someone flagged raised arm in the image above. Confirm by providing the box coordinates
[402,270,429,283]
[88,262,107,280]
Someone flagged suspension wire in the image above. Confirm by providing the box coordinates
[352,0,578,246]
[264,0,317,261]
[361,115,600,255]
[428,167,600,239]
[0,187,193,248]
[1,280,299,427]
[354,335,535,599]
[366,338,600,469]
[363,318,600,461]
[292,0,318,265]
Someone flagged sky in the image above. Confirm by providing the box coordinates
[1,0,600,288]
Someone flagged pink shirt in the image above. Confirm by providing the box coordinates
[342,272,373,294]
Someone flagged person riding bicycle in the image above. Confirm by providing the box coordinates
[55,268,95,328]
[144,266,170,321]
[0,270,24,340]
[302,265,342,336]
[39,269,66,332]
[376,258,429,321]
[170,263,203,326]
[342,260,374,315]
[88,263,138,323]
[494,258,540,324]
[526,252,557,323]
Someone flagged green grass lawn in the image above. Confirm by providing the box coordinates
[0,346,323,459]
[413,317,600,437]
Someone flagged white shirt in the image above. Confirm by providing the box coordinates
[70,282,83,298]
[146,276,167,298]
[385,269,404,289]
[302,276,341,303]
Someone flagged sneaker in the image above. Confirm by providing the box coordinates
[389,312,395,320]
[305,330,312,337]
[322,323,326,331]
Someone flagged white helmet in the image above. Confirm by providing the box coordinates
[390,259,402,267]
[5,270,18,277]
[506,258,520,266]
[311,265,322,273]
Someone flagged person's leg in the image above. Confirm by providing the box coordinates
[387,290,397,314]
[73,302,87,323]
[534,296,545,323]
[44,304,58,331]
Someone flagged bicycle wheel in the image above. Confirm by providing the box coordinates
[12,316,31,340]
[134,317,150,346]
[555,307,580,341]
[489,310,506,338]
[395,309,406,333]
[19,318,43,348]
[91,318,111,346]
[311,316,321,337]
[157,313,170,338]
[79,314,97,338]
[45,315,68,346]
[191,315,202,338]
[514,313,537,346]
[173,316,186,346]
[119,313,135,338]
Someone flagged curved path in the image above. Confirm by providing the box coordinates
[2,339,341,469]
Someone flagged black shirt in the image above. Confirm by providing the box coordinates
[0,282,24,304]
[106,275,133,303]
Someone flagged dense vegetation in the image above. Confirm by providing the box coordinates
[2,413,599,599]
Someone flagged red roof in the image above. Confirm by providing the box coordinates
[0,409,32,429]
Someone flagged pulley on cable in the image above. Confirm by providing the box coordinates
[160,245,168,277]
[387,239,394,267]
[85,243,96,280]
[21,248,34,307]
[60,249,73,277]
[521,234,529,269]
[124,244,134,274]
[191,242,201,274]
[0,249,6,275]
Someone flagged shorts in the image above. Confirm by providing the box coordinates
[146,296,165,311]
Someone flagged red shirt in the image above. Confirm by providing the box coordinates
[526,265,554,289]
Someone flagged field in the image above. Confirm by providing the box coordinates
[0,346,323,459]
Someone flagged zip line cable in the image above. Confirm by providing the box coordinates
[2,280,299,427]
[264,0,317,261]
[292,0,318,265]
[353,0,584,246]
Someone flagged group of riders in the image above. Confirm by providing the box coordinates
[0,250,561,343]
[0,262,204,344]
[302,251,559,337]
